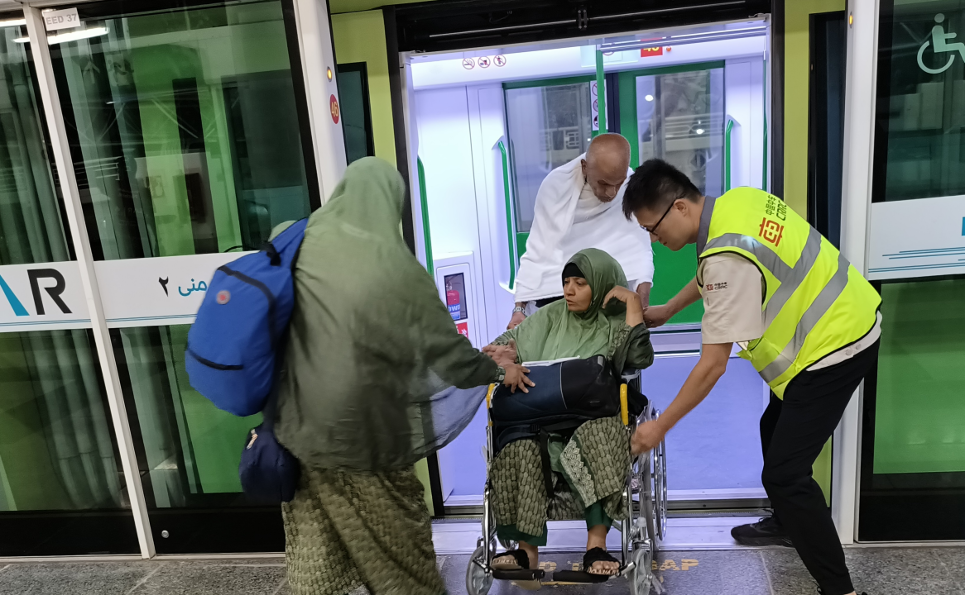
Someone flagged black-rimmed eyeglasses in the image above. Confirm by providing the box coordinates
[639,199,677,234]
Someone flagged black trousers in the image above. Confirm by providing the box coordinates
[759,341,879,595]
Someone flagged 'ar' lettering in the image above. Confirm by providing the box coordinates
[28,269,71,315]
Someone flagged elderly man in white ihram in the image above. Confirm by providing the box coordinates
[507,133,655,329]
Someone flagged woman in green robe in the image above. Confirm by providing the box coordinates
[274,157,531,595]
[484,248,654,580]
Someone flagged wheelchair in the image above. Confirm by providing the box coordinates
[465,372,668,595]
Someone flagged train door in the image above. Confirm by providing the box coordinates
[398,18,773,513]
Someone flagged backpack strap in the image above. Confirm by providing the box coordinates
[262,242,282,267]
[260,218,309,426]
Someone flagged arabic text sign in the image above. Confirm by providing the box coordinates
[0,253,252,333]
[94,252,250,328]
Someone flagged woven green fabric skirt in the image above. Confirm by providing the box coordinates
[490,416,630,544]
[282,466,444,595]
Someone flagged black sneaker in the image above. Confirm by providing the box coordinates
[731,515,793,547]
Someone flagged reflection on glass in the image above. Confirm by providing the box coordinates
[874,0,964,201]
[505,82,593,231]
[635,69,725,197]
[859,278,965,540]
[112,325,259,508]
[47,0,313,259]
[0,19,69,265]
[873,279,964,475]
[0,329,126,513]
[1,15,137,557]
[337,63,374,165]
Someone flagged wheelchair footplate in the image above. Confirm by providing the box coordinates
[551,569,612,584]
[491,568,546,581]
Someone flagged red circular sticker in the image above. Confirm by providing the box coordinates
[329,94,340,124]
[216,290,231,305]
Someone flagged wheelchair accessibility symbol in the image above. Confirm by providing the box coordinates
[918,13,965,75]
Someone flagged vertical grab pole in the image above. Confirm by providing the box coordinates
[497,141,517,289]
[725,118,735,191]
[416,157,434,274]
[595,47,606,136]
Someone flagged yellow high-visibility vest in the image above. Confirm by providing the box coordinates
[696,188,881,397]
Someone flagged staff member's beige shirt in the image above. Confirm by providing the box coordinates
[697,254,881,370]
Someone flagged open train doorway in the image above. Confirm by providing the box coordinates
[395,13,774,514]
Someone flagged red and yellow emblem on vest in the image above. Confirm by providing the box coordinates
[329,94,340,124]
[759,218,785,246]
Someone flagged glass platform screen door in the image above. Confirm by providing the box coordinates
[42,0,318,553]
[619,61,726,326]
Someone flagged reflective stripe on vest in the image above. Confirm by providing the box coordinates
[703,229,843,383]
[705,226,823,329]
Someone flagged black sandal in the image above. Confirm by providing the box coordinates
[492,549,529,571]
[583,547,620,577]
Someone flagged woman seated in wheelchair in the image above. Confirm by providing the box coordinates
[483,248,654,581]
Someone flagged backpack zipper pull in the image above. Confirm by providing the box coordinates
[247,430,258,449]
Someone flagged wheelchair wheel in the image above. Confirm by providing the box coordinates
[655,434,668,540]
[466,544,493,595]
[629,540,655,595]
[639,406,661,547]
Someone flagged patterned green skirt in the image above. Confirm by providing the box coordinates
[490,416,630,543]
[282,466,444,595]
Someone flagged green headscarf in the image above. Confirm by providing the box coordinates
[497,248,652,373]
[275,157,499,472]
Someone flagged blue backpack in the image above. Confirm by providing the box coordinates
[185,219,307,416]
[185,219,307,503]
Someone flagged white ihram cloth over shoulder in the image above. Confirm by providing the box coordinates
[513,153,655,302]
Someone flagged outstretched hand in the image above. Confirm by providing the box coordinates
[483,340,518,368]
[631,419,666,455]
[643,304,673,328]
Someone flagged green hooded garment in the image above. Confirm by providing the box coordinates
[494,248,653,374]
[275,157,500,472]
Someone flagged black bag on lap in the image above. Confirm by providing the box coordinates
[490,355,649,454]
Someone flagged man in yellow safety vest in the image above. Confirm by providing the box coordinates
[623,159,881,596]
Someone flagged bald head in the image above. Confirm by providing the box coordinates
[582,134,630,202]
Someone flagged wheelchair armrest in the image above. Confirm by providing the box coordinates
[620,368,641,383]
[620,384,629,425]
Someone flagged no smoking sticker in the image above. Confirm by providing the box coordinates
[462,58,475,69]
